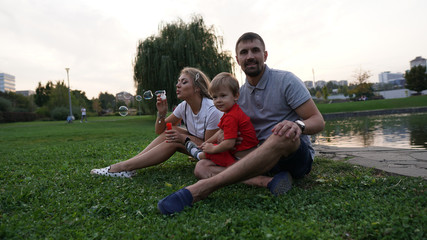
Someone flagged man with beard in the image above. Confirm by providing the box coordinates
[157,32,325,215]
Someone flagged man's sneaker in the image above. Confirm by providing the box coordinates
[267,171,292,196]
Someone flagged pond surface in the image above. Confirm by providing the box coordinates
[313,112,427,149]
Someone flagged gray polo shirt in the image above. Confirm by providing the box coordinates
[238,65,314,158]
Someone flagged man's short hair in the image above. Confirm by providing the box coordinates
[235,32,266,54]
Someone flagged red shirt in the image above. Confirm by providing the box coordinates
[219,103,259,153]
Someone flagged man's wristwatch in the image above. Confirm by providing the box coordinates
[294,120,305,133]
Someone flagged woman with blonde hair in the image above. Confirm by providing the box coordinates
[91,67,222,178]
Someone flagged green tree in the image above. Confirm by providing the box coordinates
[72,90,92,111]
[34,81,53,107]
[315,90,322,99]
[322,86,329,100]
[339,85,349,96]
[98,92,115,111]
[47,81,73,109]
[92,98,102,115]
[349,68,374,99]
[133,15,234,113]
[0,97,12,112]
[0,91,35,112]
[405,65,427,94]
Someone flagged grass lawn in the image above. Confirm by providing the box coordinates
[316,95,427,114]
[0,116,425,239]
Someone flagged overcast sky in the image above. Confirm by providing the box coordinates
[1,0,426,99]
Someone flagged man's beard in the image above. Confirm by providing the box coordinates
[243,60,263,77]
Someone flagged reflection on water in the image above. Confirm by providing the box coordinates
[313,112,427,149]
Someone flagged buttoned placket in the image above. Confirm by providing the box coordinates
[252,88,263,109]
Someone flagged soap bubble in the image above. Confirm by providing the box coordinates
[155,90,166,100]
[118,106,129,117]
[135,95,142,102]
[143,90,153,100]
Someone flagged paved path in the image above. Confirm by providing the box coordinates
[313,145,427,180]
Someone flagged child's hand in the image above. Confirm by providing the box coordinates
[200,142,216,154]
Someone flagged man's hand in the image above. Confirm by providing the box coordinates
[216,129,224,143]
[271,120,301,141]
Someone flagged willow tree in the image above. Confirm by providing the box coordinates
[133,15,234,113]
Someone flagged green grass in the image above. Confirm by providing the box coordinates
[316,95,427,114]
[1,116,426,239]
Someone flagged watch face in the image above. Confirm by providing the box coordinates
[295,120,305,131]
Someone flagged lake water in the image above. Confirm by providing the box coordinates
[313,112,427,149]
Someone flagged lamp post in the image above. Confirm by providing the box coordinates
[65,68,73,123]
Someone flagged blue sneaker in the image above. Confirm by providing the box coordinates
[267,171,292,196]
[158,188,193,215]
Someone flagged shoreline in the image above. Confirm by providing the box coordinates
[314,144,427,179]
[322,106,427,120]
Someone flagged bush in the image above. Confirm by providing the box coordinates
[50,107,70,120]
[0,97,12,112]
[35,106,50,118]
[0,112,37,123]
[72,106,82,120]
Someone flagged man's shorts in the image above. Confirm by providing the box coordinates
[268,139,313,179]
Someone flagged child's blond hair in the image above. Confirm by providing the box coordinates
[209,72,240,97]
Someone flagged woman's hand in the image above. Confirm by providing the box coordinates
[156,94,167,116]
[165,129,185,144]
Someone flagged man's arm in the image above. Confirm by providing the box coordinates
[272,99,324,141]
[294,98,325,135]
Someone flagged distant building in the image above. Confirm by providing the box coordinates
[388,79,406,88]
[329,80,338,86]
[315,80,327,88]
[0,72,16,92]
[16,90,35,96]
[304,81,314,89]
[338,80,348,86]
[116,91,133,105]
[410,56,426,68]
[378,71,404,84]
[305,80,347,89]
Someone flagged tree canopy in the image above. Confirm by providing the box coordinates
[34,81,92,119]
[133,15,234,113]
[349,68,374,99]
[405,65,427,94]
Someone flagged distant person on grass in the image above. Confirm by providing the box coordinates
[157,32,325,215]
[184,72,259,169]
[80,106,87,123]
[90,67,222,178]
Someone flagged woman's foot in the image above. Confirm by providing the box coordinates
[90,166,136,178]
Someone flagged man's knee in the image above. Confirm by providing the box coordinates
[194,160,219,179]
[194,160,210,179]
[266,134,300,156]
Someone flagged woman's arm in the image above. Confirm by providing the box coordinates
[155,113,181,135]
